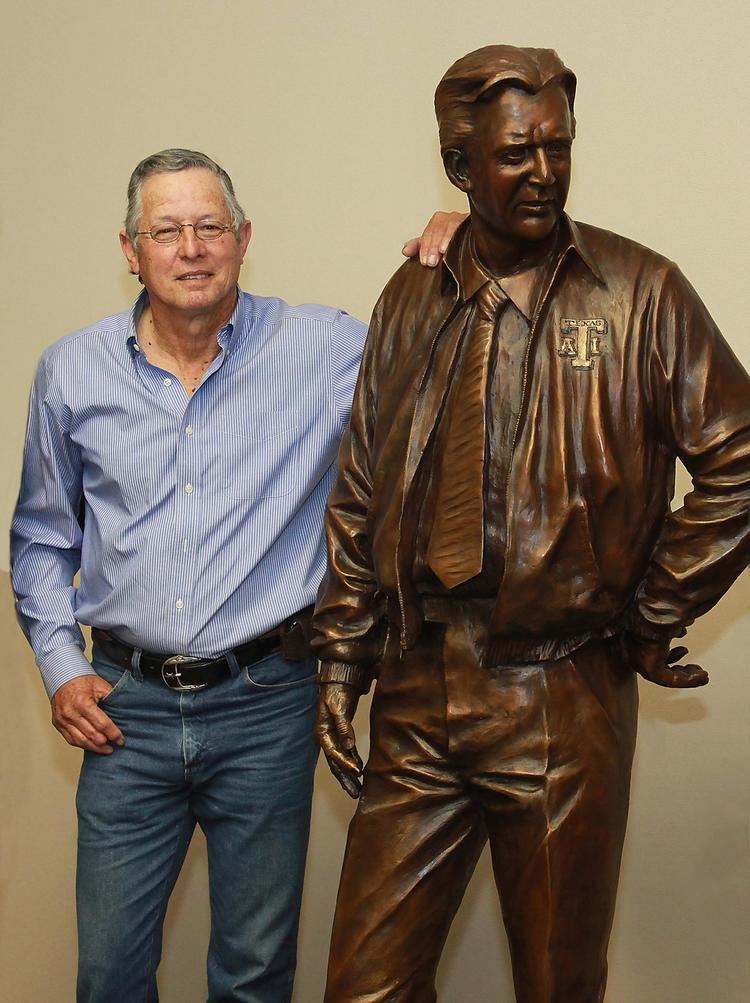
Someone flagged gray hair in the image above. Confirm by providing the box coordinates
[124,148,247,245]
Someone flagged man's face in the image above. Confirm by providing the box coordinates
[460,83,574,245]
[120,167,251,322]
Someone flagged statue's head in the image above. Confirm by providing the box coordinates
[435,46,577,249]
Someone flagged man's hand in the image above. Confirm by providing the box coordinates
[402,211,468,267]
[51,675,126,754]
[316,682,363,798]
[624,632,709,688]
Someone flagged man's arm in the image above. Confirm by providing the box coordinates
[11,355,124,753]
[315,294,388,680]
[313,295,393,795]
[626,265,750,685]
[315,682,363,798]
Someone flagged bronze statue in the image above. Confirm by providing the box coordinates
[312,45,750,1003]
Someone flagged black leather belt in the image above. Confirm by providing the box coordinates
[92,607,313,692]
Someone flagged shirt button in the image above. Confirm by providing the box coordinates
[175,599,184,610]
[185,483,194,494]
[163,377,172,386]
[185,425,193,436]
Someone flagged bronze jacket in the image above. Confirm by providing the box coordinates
[313,218,750,690]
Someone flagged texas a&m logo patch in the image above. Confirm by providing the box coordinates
[558,318,607,370]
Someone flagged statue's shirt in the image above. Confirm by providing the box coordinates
[414,237,561,599]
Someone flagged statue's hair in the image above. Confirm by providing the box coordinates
[124,148,247,245]
[435,45,577,156]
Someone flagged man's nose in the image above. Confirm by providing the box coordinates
[529,148,554,185]
[177,224,204,255]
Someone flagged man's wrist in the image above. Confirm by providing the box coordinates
[38,644,95,700]
[625,608,682,645]
[319,660,371,694]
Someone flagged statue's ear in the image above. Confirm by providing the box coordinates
[443,149,472,193]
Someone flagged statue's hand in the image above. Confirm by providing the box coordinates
[316,682,363,798]
[624,631,709,688]
[401,211,468,267]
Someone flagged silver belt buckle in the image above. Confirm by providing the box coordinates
[161,654,207,691]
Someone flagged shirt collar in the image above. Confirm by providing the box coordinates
[126,289,149,354]
[125,287,243,355]
[218,290,242,354]
[443,213,606,319]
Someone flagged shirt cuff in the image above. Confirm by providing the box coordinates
[38,644,96,699]
[319,660,372,694]
[625,608,683,644]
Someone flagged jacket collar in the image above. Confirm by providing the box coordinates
[443,213,606,311]
[564,216,606,285]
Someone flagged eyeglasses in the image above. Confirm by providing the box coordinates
[136,222,234,244]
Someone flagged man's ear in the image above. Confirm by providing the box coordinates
[443,149,472,193]
[238,219,252,260]
[119,231,140,276]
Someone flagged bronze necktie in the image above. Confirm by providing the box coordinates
[426,280,508,589]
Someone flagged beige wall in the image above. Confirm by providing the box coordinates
[1,1,748,1000]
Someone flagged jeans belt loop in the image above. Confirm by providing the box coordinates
[130,646,143,679]
[224,650,241,678]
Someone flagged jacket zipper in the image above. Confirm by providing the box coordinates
[395,299,463,649]
[501,251,572,593]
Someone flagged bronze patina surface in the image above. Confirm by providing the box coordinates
[313,45,750,1002]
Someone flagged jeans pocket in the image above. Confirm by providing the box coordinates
[97,668,132,706]
[244,654,318,691]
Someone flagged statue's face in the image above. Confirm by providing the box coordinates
[462,83,573,245]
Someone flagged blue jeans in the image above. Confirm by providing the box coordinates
[76,642,319,1003]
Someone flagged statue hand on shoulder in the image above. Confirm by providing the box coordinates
[624,631,709,688]
[317,682,363,798]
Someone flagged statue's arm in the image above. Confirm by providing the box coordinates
[313,296,391,793]
[316,682,363,798]
[626,264,750,682]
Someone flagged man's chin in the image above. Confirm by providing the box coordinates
[514,214,560,244]
[174,285,223,309]
[517,207,561,232]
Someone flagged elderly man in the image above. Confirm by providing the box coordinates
[11,149,458,1003]
[313,46,750,1002]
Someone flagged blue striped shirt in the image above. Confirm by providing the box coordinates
[11,289,367,697]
